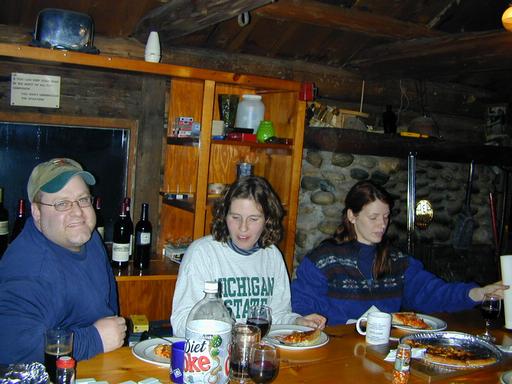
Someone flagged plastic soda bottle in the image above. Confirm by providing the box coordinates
[184,281,233,384]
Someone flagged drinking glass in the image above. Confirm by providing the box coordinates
[229,324,261,383]
[247,305,272,338]
[44,328,73,383]
[248,342,279,384]
[480,293,501,342]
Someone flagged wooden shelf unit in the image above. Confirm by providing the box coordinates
[160,80,306,275]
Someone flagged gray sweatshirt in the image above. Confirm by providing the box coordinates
[171,236,300,337]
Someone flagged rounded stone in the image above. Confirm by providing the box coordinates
[311,190,336,205]
[301,176,322,191]
[370,170,389,185]
[350,168,369,180]
[306,150,323,168]
[358,156,377,169]
[318,220,339,235]
[331,153,354,167]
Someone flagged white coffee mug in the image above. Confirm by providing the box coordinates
[355,311,392,345]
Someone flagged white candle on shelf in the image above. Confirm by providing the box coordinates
[145,31,161,63]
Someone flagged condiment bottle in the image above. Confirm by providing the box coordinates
[56,356,75,384]
[392,343,411,384]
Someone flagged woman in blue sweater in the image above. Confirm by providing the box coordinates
[291,180,507,325]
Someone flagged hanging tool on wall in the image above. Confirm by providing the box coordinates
[452,160,475,250]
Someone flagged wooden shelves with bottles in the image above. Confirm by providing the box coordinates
[160,80,305,275]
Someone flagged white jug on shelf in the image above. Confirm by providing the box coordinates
[235,94,265,133]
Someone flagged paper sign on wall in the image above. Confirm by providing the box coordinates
[10,72,61,108]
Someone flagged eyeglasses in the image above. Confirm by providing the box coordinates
[37,196,94,212]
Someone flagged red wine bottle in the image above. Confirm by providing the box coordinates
[94,197,105,240]
[10,198,27,243]
[123,197,134,257]
[112,202,130,270]
[0,187,8,257]
[134,203,152,269]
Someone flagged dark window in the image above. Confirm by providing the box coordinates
[0,122,130,242]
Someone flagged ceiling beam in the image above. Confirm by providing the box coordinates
[347,30,512,80]
[134,0,273,42]
[254,0,443,40]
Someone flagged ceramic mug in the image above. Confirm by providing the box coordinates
[355,311,391,345]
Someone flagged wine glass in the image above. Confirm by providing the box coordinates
[480,293,501,342]
[247,305,272,338]
[248,342,279,383]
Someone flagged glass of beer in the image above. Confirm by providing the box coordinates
[45,328,73,383]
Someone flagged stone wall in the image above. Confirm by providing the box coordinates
[294,149,502,284]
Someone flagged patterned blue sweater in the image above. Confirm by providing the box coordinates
[291,240,478,325]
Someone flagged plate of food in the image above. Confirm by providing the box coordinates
[400,331,502,370]
[501,370,512,384]
[132,337,184,367]
[392,312,447,332]
[265,324,329,350]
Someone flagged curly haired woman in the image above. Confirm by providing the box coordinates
[171,176,325,336]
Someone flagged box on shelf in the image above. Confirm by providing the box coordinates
[226,132,257,142]
[212,120,225,136]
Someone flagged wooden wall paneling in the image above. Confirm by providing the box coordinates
[135,75,167,243]
[116,276,177,321]
[194,80,216,239]
[0,61,143,119]
[162,145,198,194]
[157,204,194,254]
[209,144,250,183]
[262,91,298,139]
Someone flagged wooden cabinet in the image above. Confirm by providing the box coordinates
[159,79,306,274]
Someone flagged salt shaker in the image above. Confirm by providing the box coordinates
[56,356,75,384]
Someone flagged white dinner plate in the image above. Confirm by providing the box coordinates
[265,324,329,350]
[392,313,447,332]
[132,337,184,367]
[501,370,512,384]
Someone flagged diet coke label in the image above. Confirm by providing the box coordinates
[185,319,231,384]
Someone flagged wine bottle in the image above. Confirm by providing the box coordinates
[0,187,8,258]
[10,198,27,243]
[134,203,152,269]
[111,202,130,270]
[123,197,134,257]
[94,197,105,240]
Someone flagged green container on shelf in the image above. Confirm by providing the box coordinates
[256,120,276,143]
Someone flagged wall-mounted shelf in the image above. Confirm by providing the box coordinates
[304,127,512,166]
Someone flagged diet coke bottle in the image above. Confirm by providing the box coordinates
[184,281,233,384]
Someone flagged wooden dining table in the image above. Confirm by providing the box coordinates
[78,309,512,383]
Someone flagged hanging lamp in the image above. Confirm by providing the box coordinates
[502,5,512,31]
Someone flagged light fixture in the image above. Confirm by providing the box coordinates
[502,5,512,31]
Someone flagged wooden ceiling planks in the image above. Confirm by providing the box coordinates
[133,0,274,41]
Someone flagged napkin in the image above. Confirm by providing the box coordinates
[384,348,426,362]
[346,305,381,324]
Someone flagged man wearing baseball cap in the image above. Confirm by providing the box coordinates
[0,158,126,364]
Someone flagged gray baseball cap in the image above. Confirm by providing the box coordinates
[27,158,96,202]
